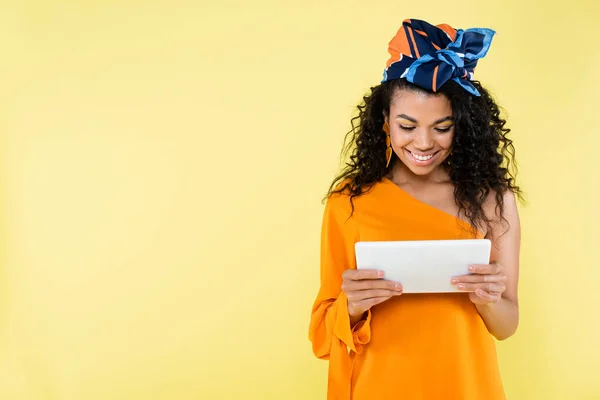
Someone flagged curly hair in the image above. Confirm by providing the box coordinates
[327,78,521,236]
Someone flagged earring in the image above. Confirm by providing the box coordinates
[383,122,392,168]
[444,149,454,166]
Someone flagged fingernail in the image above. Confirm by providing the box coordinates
[468,266,475,272]
[451,279,458,284]
[378,270,385,277]
[457,284,465,290]
[395,283,402,289]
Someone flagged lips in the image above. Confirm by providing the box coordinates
[406,149,439,165]
[410,152,434,161]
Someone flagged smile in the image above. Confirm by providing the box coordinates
[406,150,439,165]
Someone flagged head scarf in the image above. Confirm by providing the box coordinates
[382,19,495,96]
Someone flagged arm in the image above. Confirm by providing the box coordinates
[308,194,372,359]
[476,190,521,340]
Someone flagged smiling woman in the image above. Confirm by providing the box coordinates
[309,18,522,400]
[332,75,520,237]
[385,90,454,170]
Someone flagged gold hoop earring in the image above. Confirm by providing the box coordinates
[383,122,392,168]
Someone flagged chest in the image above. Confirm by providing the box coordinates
[394,182,489,238]
[399,182,460,218]
[355,182,470,242]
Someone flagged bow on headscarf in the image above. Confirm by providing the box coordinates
[382,19,495,96]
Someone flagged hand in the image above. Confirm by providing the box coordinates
[452,263,507,305]
[342,269,403,324]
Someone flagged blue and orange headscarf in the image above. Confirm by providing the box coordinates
[382,19,495,96]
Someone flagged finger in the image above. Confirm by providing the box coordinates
[474,289,501,303]
[456,282,506,293]
[343,279,402,293]
[452,274,507,284]
[468,263,501,275]
[347,288,403,301]
[343,268,384,281]
[352,296,394,312]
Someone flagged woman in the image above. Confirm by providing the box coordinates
[309,19,521,400]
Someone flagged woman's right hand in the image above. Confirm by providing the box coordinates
[341,269,403,326]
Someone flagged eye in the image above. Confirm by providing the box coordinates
[435,125,454,133]
[399,125,416,131]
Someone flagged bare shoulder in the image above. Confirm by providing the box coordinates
[483,189,521,237]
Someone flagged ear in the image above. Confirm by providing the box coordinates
[382,112,391,135]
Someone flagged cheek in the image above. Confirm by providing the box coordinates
[440,133,454,150]
[391,131,412,148]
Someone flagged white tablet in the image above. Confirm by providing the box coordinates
[354,239,491,293]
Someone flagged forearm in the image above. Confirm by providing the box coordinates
[476,298,519,340]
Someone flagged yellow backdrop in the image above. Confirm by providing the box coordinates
[1,1,598,399]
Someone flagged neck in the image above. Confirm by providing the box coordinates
[389,161,450,185]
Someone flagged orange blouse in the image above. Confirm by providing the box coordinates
[309,179,505,400]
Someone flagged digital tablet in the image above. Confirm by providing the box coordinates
[354,239,491,293]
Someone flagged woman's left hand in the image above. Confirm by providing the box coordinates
[452,263,507,305]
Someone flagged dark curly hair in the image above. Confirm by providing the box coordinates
[327,78,521,236]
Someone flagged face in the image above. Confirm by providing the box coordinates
[385,89,454,176]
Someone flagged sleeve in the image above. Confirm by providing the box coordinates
[308,194,372,359]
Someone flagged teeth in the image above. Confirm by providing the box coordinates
[411,152,434,161]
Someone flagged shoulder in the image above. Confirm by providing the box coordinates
[483,189,520,235]
[327,178,383,206]
[483,189,519,217]
[501,190,519,217]
[324,182,354,219]
[324,178,383,219]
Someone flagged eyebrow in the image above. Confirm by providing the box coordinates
[395,114,453,124]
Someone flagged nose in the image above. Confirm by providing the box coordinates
[413,128,435,151]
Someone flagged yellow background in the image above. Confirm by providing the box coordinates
[1,1,598,399]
